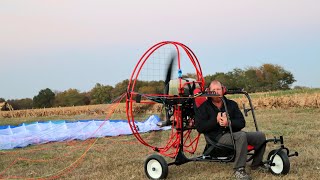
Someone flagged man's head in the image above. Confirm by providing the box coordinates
[209,80,225,103]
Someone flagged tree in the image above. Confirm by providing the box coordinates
[204,64,295,92]
[293,85,309,90]
[8,98,33,110]
[112,79,129,100]
[243,68,260,92]
[0,98,5,103]
[90,83,114,104]
[204,72,233,88]
[182,73,197,79]
[54,89,87,107]
[138,86,157,94]
[81,92,91,105]
[33,88,55,108]
[258,64,296,91]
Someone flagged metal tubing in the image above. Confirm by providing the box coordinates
[243,92,259,131]
[221,97,236,161]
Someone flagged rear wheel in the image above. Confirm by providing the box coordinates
[267,150,290,175]
[144,154,168,179]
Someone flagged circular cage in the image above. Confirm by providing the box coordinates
[126,41,205,158]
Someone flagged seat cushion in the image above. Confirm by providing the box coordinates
[247,145,254,151]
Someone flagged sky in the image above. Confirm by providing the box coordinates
[1,0,319,99]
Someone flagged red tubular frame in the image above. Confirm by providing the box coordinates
[126,41,204,158]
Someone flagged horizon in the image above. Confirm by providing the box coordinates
[1,67,318,101]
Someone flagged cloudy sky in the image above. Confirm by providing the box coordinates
[1,0,319,99]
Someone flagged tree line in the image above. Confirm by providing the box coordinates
[1,63,297,110]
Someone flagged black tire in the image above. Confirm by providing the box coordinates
[267,149,290,175]
[144,154,169,179]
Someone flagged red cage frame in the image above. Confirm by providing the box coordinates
[126,41,205,158]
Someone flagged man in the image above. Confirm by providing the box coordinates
[194,80,266,180]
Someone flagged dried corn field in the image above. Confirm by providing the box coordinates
[1,90,319,119]
[232,92,320,109]
[0,104,110,119]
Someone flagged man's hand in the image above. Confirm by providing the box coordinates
[217,112,228,127]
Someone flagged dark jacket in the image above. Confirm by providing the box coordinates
[194,97,245,141]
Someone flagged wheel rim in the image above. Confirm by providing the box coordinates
[270,154,284,174]
[147,159,162,179]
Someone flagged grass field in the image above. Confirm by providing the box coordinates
[0,107,319,179]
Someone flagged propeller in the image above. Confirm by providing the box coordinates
[164,54,175,95]
[158,54,176,127]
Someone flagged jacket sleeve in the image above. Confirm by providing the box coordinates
[194,102,219,133]
[228,100,246,132]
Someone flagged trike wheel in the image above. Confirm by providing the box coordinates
[267,150,290,175]
[144,154,168,179]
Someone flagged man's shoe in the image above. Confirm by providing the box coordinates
[251,164,270,173]
[234,167,252,180]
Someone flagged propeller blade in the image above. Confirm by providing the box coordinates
[164,55,175,95]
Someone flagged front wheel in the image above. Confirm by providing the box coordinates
[267,150,290,175]
[144,154,168,179]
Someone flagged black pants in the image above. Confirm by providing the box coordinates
[218,131,266,169]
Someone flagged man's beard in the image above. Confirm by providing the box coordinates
[211,97,221,103]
